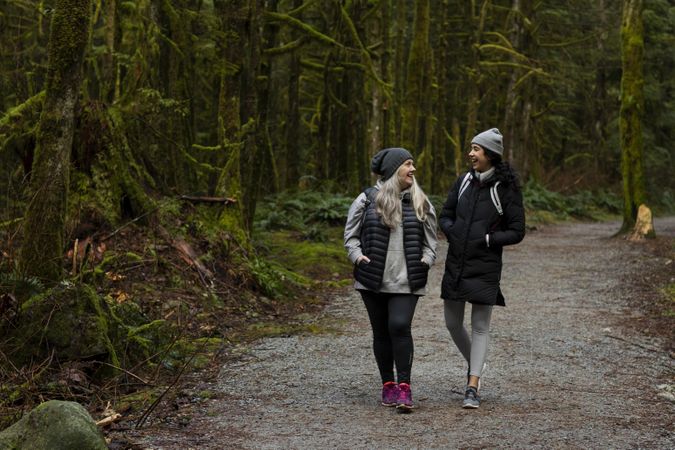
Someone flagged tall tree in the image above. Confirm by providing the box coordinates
[284,0,303,189]
[19,0,92,281]
[215,0,248,243]
[402,0,433,189]
[462,1,488,157]
[619,0,645,231]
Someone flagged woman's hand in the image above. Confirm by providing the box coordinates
[356,255,371,265]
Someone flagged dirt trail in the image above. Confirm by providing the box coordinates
[125,219,674,449]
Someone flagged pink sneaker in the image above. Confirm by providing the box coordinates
[381,381,399,406]
[396,383,413,412]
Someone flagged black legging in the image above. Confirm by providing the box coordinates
[360,291,419,384]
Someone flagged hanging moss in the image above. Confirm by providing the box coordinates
[0,91,45,150]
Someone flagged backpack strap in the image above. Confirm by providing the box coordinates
[458,173,502,215]
[358,187,379,231]
[490,181,503,216]
[362,187,378,206]
[457,172,473,200]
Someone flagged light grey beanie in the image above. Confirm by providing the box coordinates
[471,128,504,156]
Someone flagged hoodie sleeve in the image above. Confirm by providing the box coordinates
[343,192,368,265]
[421,201,438,266]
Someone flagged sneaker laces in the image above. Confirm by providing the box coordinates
[465,386,479,400]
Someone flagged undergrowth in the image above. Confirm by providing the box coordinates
[522,180,622,224]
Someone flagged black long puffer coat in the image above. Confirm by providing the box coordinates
[439,170,525,305]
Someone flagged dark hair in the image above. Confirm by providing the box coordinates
[485,149,521,191]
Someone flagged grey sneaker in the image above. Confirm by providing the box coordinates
[462,386,480,409]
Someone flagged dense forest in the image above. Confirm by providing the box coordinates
[0,0,673,438]
[2,1,674,230]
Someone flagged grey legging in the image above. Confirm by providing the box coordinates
[444,300,493,377]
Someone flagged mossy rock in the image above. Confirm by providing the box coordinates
[0,282,174,374]
[7,283,119,367]
[0,400,107,449]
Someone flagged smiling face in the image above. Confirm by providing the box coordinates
[396,159,416,189]
[468,144,493,173]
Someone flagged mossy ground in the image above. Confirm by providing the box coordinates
[0,200,353,432]
[254,227,352,283]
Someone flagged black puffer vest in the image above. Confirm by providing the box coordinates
[354,188,429,292]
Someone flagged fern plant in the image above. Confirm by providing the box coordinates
[0,272,44,300]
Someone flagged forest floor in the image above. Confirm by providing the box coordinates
[108,218,675,449]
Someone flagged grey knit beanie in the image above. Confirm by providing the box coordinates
[370,147,414,181]
[471,128,504,156]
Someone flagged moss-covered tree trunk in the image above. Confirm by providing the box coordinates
[214,0,249,246]
[103,0,117,102]
[393,0,407,145]
[284,0,303,190]
[19,0,92,282]
[619,0,645,232]
[240,0,262,230]
[379,0,391,149]
[463,0,488,154]
[402,0,433,189]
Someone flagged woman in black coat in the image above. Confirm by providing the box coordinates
[439,128,525,409]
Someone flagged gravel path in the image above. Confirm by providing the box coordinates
[128,219,675,449]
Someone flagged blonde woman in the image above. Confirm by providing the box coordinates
[344,148,438,413]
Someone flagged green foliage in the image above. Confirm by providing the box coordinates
[643,0,675,211]
[656,189,675,214]
[663,283,675,317]
[0,272,44,302]
[255,228,350,282]
[523,180,622,222]
[247,256,310,299]
[254,191,353,234]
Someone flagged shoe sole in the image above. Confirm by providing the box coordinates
[396,404,413,413]
[382,402,397,407]
[462,403,479,409]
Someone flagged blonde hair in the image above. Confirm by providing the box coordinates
[375,175,429,229]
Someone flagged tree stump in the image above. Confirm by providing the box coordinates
[629,204,655,241]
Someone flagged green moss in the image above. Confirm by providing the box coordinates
[126,320,169,352]
[2,283,174,375]
[619,0,646,231]
[115,388,162,413]
[0,400,107,449]
[12,284,119,368]
[197,389,216,400]
[255,227,351,282]
[161,337,225,371]
[663,283,675,317]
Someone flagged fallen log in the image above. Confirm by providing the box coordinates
[179,195,237,205]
